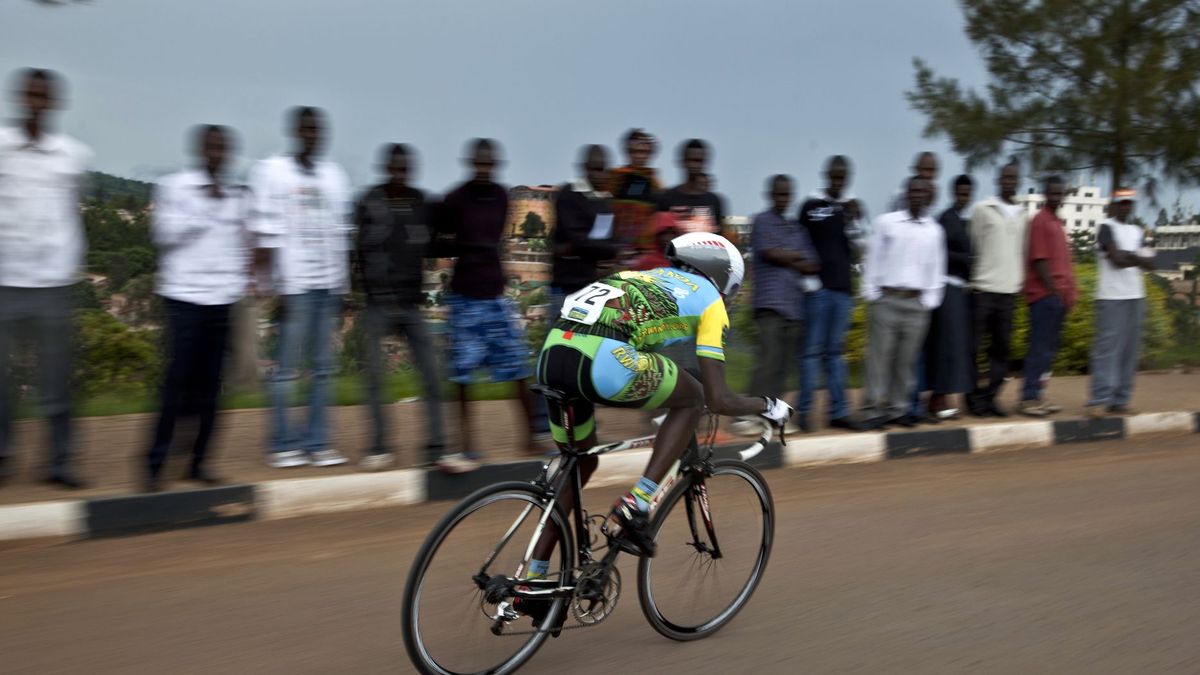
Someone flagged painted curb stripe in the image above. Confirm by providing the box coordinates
[969,421,1055,453]
[1126,412,1195,436]
[0,500,86,541]
[886,428,971,459]
[85,484,255,538]
[1053,418,1125,445]
[257,470,426,520]
[784,434,886,465]
[424,460,545,502]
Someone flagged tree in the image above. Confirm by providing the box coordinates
[908,0,1200,196]
[519,211,546,239]
[1156,207,1170,230]
[1069,226,1097,263]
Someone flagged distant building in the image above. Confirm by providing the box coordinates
[506,184,557,239]
[1154,219,1200,250]
[1015,183,1108,234]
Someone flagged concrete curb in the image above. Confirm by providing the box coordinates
[1,411,1196,542]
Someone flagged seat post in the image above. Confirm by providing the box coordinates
[561,401,577,452]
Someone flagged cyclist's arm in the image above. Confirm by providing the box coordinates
[698,357,770,417]
[693,297,770,417]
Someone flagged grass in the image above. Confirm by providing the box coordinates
[17,346,872,420]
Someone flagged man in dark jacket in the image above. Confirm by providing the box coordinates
[354,144,449,471]
[549,144,621,318]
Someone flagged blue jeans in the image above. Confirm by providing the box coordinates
[269,290,340,454]
[1022,295,1066,402]
[797,289,852,420]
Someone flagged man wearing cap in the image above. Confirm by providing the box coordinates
[1086,188,1155,417]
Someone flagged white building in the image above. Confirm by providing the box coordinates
[1154,221,1200,250]
[1015,184,1108,234]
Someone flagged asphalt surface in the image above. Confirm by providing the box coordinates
[2,434,1199,674]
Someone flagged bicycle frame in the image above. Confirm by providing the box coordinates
[473,397,774,609]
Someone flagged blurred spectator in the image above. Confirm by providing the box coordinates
[920,174,975,420]
[797,156,859,431]
[439,139,546,463]
[656,139,725,379]
[1086,189,1155,417]
[354,143,447,471]
[658,139,725,236]
[859,177,946,430]
[144,125,249,492]
[609,129,661,251]
[249,106,353,469]
[967,161,1026,417]
[1019,175,1076,417]
[731,175,818,436]
[0,68,91,489]
[549,144,620,319]
[890,151,939,212]
[629,212,680,271]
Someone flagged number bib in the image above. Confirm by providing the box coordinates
[560,282,625,325]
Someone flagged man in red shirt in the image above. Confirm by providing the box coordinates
[1019,175,1077,416]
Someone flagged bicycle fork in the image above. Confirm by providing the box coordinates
[684,479,723,559]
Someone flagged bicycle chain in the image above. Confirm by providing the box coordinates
[488,562,618,637]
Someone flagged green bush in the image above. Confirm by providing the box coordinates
[791,263,1175,378]
[72,309,161,397]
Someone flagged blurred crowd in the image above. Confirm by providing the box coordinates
[0,68,1158,492]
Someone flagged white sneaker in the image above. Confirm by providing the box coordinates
[435,452,480,474]
[268,450,309,469]
[359,452,395,472]
[309,448,349,467]
[729,417,764,437]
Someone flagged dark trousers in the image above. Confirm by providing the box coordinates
[1021,296,1066,402]
[968,291,1015,408]
[0,285,74,476]
[749,309,801,398]
[147,298,232,478]
[363,303,446,461]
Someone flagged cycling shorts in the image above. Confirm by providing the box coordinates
[535,327,679,445]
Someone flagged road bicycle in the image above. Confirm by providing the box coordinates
[401,384,777,674]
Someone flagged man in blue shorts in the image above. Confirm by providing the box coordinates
[438,139,546,471]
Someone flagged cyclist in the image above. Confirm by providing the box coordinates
[525,232,792,589]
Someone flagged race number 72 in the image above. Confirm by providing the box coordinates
[560,282,626,325]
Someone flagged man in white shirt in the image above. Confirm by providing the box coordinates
[858,176,946,430]
[1086,189,1155,418]
[249,107,352,469]
[966,162,1027,417]
[0,69,92,488]
[144,125,250,492]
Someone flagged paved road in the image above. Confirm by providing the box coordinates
[3,435,1199,674]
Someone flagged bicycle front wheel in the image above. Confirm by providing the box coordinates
[402,481,574,675]
[637,459,774,641]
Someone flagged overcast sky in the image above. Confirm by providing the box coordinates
[4,0,1171,218]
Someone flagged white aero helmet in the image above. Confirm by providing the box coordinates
[666,232,745,298]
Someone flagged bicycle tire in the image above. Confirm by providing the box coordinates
[402,481,575,675]
[636,459,774,641]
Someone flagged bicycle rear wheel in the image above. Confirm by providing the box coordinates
[637,459,774,641]
[402,481,574,675]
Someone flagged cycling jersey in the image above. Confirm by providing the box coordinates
[537,266,729,445]
[558,267,729,361]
